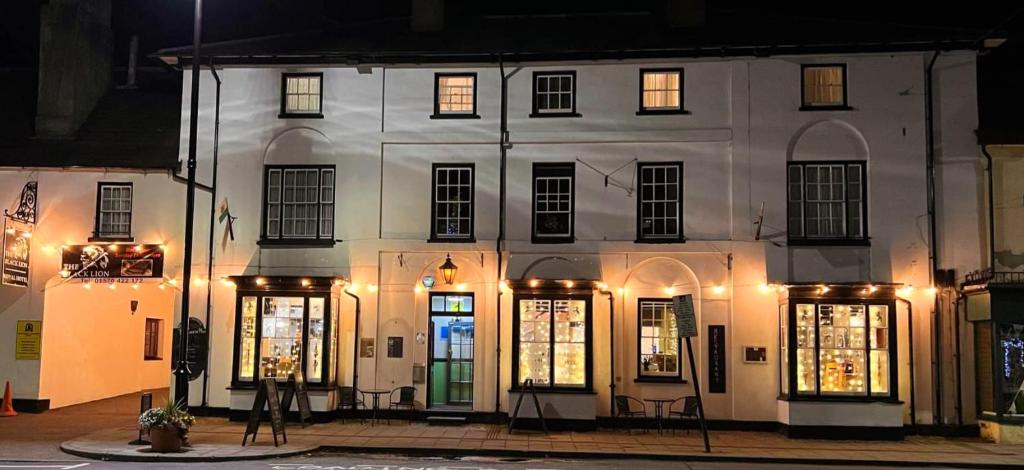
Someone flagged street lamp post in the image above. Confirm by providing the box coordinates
[174,0,204,410]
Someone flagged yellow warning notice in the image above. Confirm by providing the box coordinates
[15,320,41,360]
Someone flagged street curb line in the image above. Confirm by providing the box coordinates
[59,443,317,463]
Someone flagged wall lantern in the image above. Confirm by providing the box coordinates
[439,253,458,285]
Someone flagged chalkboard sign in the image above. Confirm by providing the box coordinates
[708,325,726,393]
[242,378,286,446]
[171,317,208,380]
[387,336,404,358]
[672,294,698,337]
[281,372,313,427]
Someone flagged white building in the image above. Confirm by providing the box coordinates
[0,6,991,441]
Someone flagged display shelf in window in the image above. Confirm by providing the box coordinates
[513,294,592,391]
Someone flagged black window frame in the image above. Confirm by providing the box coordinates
[786,161,869,246]
[531,162,576,244]
[635,162,685,243]
[780,294,899,402]
[230,286,337,389]
[144,318,162,361]
[799,64,851,111]
[530,70,581,118]
[279,72,325,119]
[511,292,594,392]
[92,182,134,242]
[637,67,690,115]
[259,164,336,247]
[635,298,686,383]
[431,72,480,119]
[429,163,476,243]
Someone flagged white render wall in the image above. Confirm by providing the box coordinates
[175,51,981,425]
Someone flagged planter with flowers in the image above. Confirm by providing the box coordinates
[138,401,196,452]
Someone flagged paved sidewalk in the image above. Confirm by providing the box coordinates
[59,417,1024,468]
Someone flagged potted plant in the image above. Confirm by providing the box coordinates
[138,400,195,452]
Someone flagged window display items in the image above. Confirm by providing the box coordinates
[260,297,304,380]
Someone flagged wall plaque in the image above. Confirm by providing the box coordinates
[387,336,404,358]
[708,325,726,393]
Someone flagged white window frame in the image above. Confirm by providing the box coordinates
[639,68,684,113]
[533,71,576,115]
[434,73,477,117]
[281,73,323,117]
[638,299,682,380]
[637,163,683,241]
[431,164,474,241]
[263,166,335,242]
[532,164,574,242]
[787,162,866,242]
[96,182,133,239]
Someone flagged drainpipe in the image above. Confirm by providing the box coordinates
[981,145,996,270]
[200,62,222,408]
[897,296,917,427]
[495,56,510,414]
[924,50,942,425]
[600,289,615,415]
[954,293,964,426]
[345,290,361,392]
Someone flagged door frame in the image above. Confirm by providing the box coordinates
[426,292,476,409]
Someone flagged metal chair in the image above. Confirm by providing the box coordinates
[338,386,364,424]
[614,395,647,434]
[389,386,417,424]
[668,396,699,435]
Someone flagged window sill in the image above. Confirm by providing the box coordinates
[779,395,902,404]
[278,112,324,119]
[144,357,162,361]
[798,105,854,112]
[529,112,582,118]
[635,237,687,244]
[89,235,135,243]
[636,109,691,116]
[787,238,871,247]
[257,238,336,248]
[531,237,575,245]
[508,388,596,395]
[430,113,481,120]
[634,377,687,384]
[428,237,477,243]
[228,382,335,391]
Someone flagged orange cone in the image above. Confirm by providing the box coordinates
[0,381,17,417]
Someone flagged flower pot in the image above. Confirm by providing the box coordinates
[149,425,182,453]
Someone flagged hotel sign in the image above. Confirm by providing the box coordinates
[61,244,164,279]
[2,218,32,288]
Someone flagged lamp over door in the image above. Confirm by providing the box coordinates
[439,253,458,285]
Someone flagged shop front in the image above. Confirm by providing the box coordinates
[227,276,342,420]
[962,272,1024,443]
[777,283,904,439]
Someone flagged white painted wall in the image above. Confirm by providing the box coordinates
[172,51,980,427]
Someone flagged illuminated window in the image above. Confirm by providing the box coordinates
[532,71,577,116]
[787,162,866,243]
[95,183,132,239]
[637,299,682,380]
[515,297,590,389]
[262,166,335,243]
[144,319,162,361]
[786,301,895,398]
[434,73,477,117]
[281,73,323,117]
[801,64,847,109]
[638,68,684,114]
[431,164,474,241]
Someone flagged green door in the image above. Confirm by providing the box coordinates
[428,294,474,409]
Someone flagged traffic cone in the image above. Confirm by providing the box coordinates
[0,381,17,417]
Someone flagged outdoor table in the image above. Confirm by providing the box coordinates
[361,388,390,426]
[644,398,678,435]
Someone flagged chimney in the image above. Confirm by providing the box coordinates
[34,0,113,139]
[665,0,706,28]
[411,0,444,32]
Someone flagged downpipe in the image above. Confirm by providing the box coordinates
[924,50,943,425]
[345,290,361,392]
[200,62,222,408]
[897,296,918,427]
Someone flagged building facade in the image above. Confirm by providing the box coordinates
[155,37,984,438]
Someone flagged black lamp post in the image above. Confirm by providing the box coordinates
[174,0,204,410]
[439,253,458,285]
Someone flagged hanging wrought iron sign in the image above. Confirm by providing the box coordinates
[1,218,32,288]
[5,181,38,225]
[61,244,165,280]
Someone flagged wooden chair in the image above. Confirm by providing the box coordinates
[389,386,417,424]
[668,396,699,435]
[614,395,647,434]
[338,386,364,424]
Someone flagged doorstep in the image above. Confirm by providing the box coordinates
[58,417,1024,468]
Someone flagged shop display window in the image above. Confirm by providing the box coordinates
[781,297,897,400]
[231,282,337,388]
[1000,323,1024,416]
[514,296,591,390]
[638,299,682,379]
